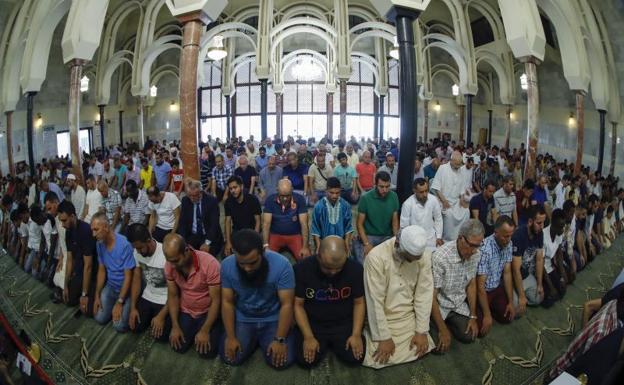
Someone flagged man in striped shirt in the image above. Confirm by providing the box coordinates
[493,175,517,225]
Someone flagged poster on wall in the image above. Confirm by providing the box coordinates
[42,125,57,159]
[13,129,26,162]
[92,126,101,150]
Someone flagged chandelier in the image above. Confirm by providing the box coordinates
[291,56,322,81]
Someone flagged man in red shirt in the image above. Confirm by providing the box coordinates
[163,233,222,357]
[169,159,184,197]
[356,151,376,192]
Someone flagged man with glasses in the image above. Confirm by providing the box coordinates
[430,219,483,352]
[476,215,516,336]
[362,225,434,369]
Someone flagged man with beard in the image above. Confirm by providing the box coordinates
[163,233,221,356]
[82,175,103,223]
[224,176,261,256]
[220,229,296,369]
[127,223,170,341]
[58,201,98,315]
[310,177,354,255]
[469,179,498,237]
[152,152,172,191]
[362,225,434,369]
[294,236,365,368]
[476,216,516,336]
[177,179,223,256]
[400,178,443,248]
[541,209,567,307]
[263,179,311,261]
[511,205,547,314]
[67,174,85,220]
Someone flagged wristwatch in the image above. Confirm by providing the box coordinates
[117,297,125,304]
[273,336,286,344]
[469,315,478,320]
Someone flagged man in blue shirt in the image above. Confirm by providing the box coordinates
[152,152,172,191]
[310,177,353,254]
[219,229,296,369]
[91,212,136,332]
[282,152,309,195]
[255,147,269,171]
[530,175,549,207]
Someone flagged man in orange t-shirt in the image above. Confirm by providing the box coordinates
[356,151,377,192]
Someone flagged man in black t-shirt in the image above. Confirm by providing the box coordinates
[293,236,365,368]
[224,176,261,256]
[58,200,98,315]
[469,179,497,236]
[233,155,257,194]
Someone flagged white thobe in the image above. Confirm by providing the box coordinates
[431,163,469,241]
[399,194,443,248]
[363,239,434,369]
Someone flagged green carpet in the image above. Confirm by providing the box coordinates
[1,238,623,385]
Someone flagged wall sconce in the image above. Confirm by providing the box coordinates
[520,73,528,91]
[35,113,43,128]
[95,113,101,121]
[434,100,441,112]
[169,100,178,112]
[568,112,575,127]
[150,85,158,97]
[451,84,459,96]
[80,75,89,93]
[508,110,515,120]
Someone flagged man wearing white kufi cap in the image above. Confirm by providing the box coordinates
[362,225,434,369]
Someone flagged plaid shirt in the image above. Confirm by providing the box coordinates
[123,190,150,225]
[212,165,233,191]
[432,241,480,319]
[102,189,122,224]
[549,299,621,378]
[477,234,513,291]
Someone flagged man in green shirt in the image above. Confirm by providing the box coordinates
[354,171,399,264]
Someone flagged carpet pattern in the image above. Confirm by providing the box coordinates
[1,238,623,385]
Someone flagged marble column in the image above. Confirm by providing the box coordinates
[373,93,379,140]
[68,59,86,181]
[137,97,145,148]
[505,105,512,150]
[339,80,347,140]
[225,95,231,139]
[231,94,237,139]
[5,111,14,175]
[395,9,420,204]
[177,12,207,180]
[260,79,268,140]
[98,104,105,149]
[423,99,429,142]
[597,109,606,175]
[26,91,36,177]
[458,104,465,142]
[610,122,617,176]
[275,93,283,139]
[464,94,473,146]
[118,110,124,146]
[487,109,493,146]
[326,93,334,140]
[523,59,539,182]
[379,95,385,140]
[574,92,585,176]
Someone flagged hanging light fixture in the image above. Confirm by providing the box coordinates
[434,100,441,112]
[291,55,322,81]
[389,36,399,60]
[80,75,89,92]
[207,35,227,61]
[520,73,528,91]
[568,112,575,127]
[150,85,158,97]
[451,84,459,96]
[35,113,43,128]
[170,100,178,112]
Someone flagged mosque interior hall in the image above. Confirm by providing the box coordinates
[1,0,624,384]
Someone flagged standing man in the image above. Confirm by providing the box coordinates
[378,152,398,190]
[153,152,172,192]
[121,180,150,233]
[98,181,122,232]
[91,212,136,332]
[220,229,296,369]
[127,223,170,341]
[469,179,498,237]
[356,151,376,193]
[258,155,283,203]
[294,237,365,367]
[362,225,434,369]
[147,186,181,243]
[400,178,443,248]
[307,153,334,203]
[211,154,234,202]
[334,153,359,204]
[224,176,262,256]
[283,152,309,197]
[67,174,86,220]
[163,233,222,357]
[177,179,223,256]
[430,219,483,352]
[310,177,354,254]
[493,175,518,226]
[476,216,516,336]
[354,171,399,264]
[234,155,257,194]
[431,151,469,241]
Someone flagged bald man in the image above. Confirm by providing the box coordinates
[163,233,222,357]
[91,212,136,333]
[262,179,311,260]
[293,236,365,368]
[431,151,470,241]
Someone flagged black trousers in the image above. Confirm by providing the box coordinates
[133,297,171,342]
[174,312,222,358]
[152,227,172,243]
[429,311,474,345]
[66,272,95,316]
[294,326,365,368]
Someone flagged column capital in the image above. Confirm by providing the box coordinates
[518,56,542,66]
[177,10,210,25]
[68,58,89,68]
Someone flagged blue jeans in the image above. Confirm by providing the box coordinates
[353,235,391,264]
[219,320,295,369]
[94,285,131,332]
[24,249,47,279]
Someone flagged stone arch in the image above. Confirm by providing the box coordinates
[475,48,513,105]
[424,33,471,94]
[279,2,330,23]
[97,51,134,105]
[135,35,181,96]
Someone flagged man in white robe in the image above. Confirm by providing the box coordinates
[431,151,470,241]
[362,225,435,369]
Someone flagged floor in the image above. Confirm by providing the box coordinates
[0,237,622,385]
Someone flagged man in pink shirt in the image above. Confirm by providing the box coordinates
[163,233,222,357]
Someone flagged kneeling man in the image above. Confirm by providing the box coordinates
[363,225,435,369]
